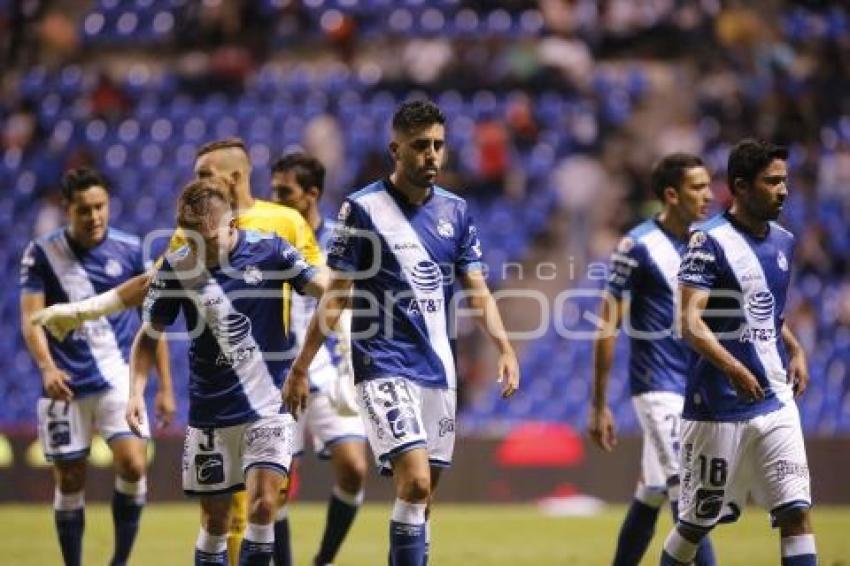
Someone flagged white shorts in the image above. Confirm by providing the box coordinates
[356,377,456,475]
[678,403,812,530]
[632,391,684,493]
[182,414,295,496]
[37,387,150,462]
[292,389,366,459]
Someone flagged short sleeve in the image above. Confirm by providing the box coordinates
[456,209,483,273]
[678,230,722,290]
[19,241,47,294]
[606,236,644,299]
[326,199,370,273]
[142,258,182,326]
[289,214,323,267]
[274,237,317,295]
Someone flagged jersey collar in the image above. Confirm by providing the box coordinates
[383,177,434,208]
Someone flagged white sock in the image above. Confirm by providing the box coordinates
[54,489,84,511]
[195,528,227,554]
[275,505,288,522]
[115,476,147,504]
[782,534,816,557]
[391,499,426,525]
[244,522,274,544]
[332,485,365,506]
[663,529,699,563]
[635,485,666,508]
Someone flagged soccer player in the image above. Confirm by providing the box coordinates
[126,178,325,565]
[588,153,717,565]
[661,139,816,565]
[19,167,173,566]
[269,152,368,566]
[283,100,520,566]
[31,138,324,562]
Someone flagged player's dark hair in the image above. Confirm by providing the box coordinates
[727,139,788,193]
[176,177,235,231]
[195,137,248,159]
[392,100,446,134]
[60,167,110,202]
[271,152,326,197]
[650,153,705,200]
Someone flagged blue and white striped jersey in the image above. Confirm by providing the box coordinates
[19,228,146,398]
[607,218,690,396]
[144,230,317,428]
[678,212,795,421]
[326,179,483,390]
[290,219,343,392]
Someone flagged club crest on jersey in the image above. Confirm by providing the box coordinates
[338,201,351,221]
[777,251,788,271]
[689,231,706,248]
[243,265,263,285]
[617,237,635,253]
[437,218,454,238]
[104,258,122,277]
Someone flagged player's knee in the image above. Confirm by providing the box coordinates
[339,458,367,492]
[205,514,230,536]
[248,490,278,524]
[116,454,146,482]
[774,506,811,535]
[55,461,86,492]
[399,475,430,503]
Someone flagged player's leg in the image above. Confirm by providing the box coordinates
[240,466,286,565]
[99,384,151,566]
[661,419,745,565]
[183,425,246,565]
[198,495,234,566]
[389,448,431,566]
[310,392,368,566]
[239,414,296,565]
[52,459,88,566]
[422,465,445,566]
[37,397,93,566]
[755,405,816,565]
[615,393,668,565]
[108,436,148,566]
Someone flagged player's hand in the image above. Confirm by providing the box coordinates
[154,389,176,429]
[786,350,809,398]
[727,362,765,401]
[283,364,310,420]
[126,394,147,437]
[588,406,617,452]
[42,367,74,401]
[31,303,82,341]
[497,350,520,398]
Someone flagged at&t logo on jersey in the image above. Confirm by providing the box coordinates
[408,260,442,291]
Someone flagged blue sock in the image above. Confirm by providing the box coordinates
[422,519,430,566]
[272,509,292,566]
[54,489,85,566]
[315,487,363,564]
[613,499,660,565]
[110,478,146,566]
[782,535,817,565]
[195,528,227,565]
[240,523,274,566]
[389,499,427,566]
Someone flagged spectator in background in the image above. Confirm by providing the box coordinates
[90,73,131,121]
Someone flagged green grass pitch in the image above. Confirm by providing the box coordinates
[1,503,848,565]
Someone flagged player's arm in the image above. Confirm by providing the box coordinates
[679,284,764,400]
[283,273,353,418]
[152,336,175,429]
[21,292,73,401]
[30,272,151,341]
[126,321,165,436]
[782,324,809,397]
[459,269,519,398]
[589,291,625,452]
